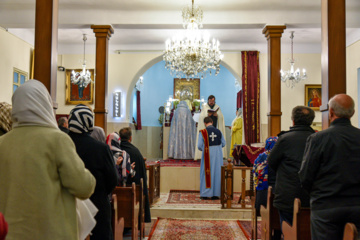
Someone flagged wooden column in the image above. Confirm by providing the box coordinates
[33,0,58,110]
[91,25,114,132]
[262,25,286,137]
[321,0,346,129]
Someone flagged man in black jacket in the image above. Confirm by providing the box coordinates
[119,127,151,223]
[268,106,315,228]
[299,94,360,240]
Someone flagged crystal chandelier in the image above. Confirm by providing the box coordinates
[280,31,307,88]
[71,34,92,95]
[163,0,223,80]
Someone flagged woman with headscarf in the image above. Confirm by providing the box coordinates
[0,80,96,240]
[68,104,118,240]
[230,108,243,156]
[106,132,134,186]
[253,136,278,213]
[0,102,12,136]
[91,126,106,143]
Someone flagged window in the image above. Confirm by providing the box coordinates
[13,68,28,93]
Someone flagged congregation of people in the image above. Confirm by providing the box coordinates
[1,79,360,240]
[0,79,150,240]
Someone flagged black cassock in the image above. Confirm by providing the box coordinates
[120,141,151,222]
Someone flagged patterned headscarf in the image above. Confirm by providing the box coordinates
[68,104,94,134]
[265,136,278,151]
[106,132,132,186]
[0,102,12,132]
[90,126,106,143]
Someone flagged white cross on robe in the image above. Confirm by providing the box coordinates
[209,132,217,141]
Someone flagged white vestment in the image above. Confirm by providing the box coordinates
[194,103,227,160]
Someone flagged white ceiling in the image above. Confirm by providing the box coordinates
[1,0,360,54]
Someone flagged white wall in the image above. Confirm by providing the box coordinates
[0,28,33,103]
[346,40,360,127]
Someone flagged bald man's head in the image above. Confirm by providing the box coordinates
[328,94,355,120]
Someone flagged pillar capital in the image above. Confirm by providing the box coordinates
[91,25,114,39]
[262,25,286,39]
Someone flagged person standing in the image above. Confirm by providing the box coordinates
[299,94,360,240]
[119,127,151,223]
[0,80,96,240]
[195,95,227,160]
[268,106,315,227]
[68,104,118,240]
[57,116,69,134]
[230,108,243,156]
[168,100,197,159]
[197,117,226,199]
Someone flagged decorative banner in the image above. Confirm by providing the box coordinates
[241,51,260,145]
[200,129,211,188]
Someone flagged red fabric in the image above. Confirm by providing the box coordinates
[241,51,260,145]
[0,213,8,240]
[237,90,243,109]
[232,145,264,167]
[135,90,142,130]
[200,129,211,189]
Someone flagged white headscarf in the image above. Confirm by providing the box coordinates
[12,79,57,129]
[231,108,243,127]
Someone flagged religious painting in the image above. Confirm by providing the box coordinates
[173,78,200,102]
[305,84,322,111]
[65,69,94,105]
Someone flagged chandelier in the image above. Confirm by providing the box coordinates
[71,34,92,97]
[280,31,307,88]
[163,0,223,80]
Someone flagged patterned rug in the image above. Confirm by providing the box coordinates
[148,218,247,240]
[238,220,262,240]
[166,190,251,207]
[158,159,200,167]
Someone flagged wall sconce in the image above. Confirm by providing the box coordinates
[113,92,121,117]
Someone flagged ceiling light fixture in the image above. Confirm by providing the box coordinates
[280,31,307,88]
[163,0,223,80]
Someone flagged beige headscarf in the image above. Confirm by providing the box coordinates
[0,102,12,132]
[231,108,243,127]
[12,79,58,129]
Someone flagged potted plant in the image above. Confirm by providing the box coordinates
[193,100,200,112]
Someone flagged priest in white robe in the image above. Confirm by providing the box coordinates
[195,95,227,160]
[198,116,226,198]
[168,101,197,159]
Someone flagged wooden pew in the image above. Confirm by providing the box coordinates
[260,186,281,240]
[251,194,259,240]
[113,183,139,240]
[147,163,160,205]
[136,179,145,240]
[282,198,311,240]
[111,194,124,240]
[343,223,358,240]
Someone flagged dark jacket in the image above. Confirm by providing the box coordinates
[268,125,315,213]
[120,140,151,222]
[299,118,360,210]
[69,132,119,240]
[59,126,69,134]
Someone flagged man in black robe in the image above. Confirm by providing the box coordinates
[119,127,151,223]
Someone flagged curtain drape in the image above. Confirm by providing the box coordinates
[135,90,142,130]
[241,51,260,145]
[237,90,243,110]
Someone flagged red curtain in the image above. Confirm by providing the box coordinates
[241,51,260,145]
[135,90,142,130]
[237,90,243,110]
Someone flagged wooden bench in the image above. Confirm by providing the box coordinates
[260,186,281,240]
[282,198,311,240]
[343,223,358,240]
[135,179,145,240]
[113,182,139,240]
[251,194,259,240]
[111,194,124,240]
[146,163,160,205]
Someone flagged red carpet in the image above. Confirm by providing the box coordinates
[148,218,247,239]
[166,189,244,206]
[147,159,200,167]
[238,220,262,240]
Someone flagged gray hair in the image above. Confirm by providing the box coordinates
[57,117,68,127]
[329,95,355,118]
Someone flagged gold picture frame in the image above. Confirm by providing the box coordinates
[305,84,322,111]
[65,69,94,105]
[173,78,200,101]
